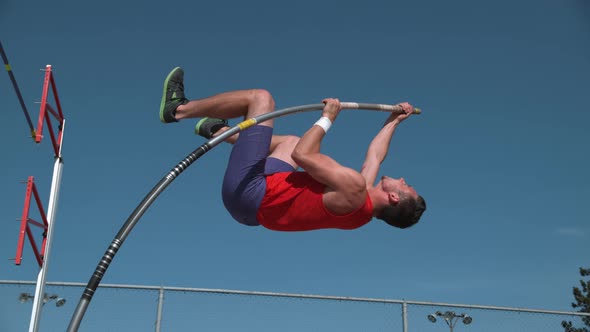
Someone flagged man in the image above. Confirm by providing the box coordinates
[159,67,426,231]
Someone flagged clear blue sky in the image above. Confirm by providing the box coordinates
[1,0,589,330]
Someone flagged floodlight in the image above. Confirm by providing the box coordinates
[463,315,472,325]
[19,293,31,303]
[443,311,455,320]
[427,314,437,323]
[55,298,66,307]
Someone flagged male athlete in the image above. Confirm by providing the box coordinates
[159,67,426,231]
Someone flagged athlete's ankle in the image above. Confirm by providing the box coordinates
[174,105,189,120]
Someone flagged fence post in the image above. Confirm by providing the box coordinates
[402,301,408,332]
[155,287,164,332]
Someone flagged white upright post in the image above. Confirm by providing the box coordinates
[28,120,65,332]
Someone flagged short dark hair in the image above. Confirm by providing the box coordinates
[377,192,426,229]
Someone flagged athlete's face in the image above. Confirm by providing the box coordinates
[380,176,418,200]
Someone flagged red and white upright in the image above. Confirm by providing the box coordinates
[13,65,66,332]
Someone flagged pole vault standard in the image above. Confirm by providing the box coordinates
[67,102,420,331]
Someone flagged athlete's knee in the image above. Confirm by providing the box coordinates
[282,135,300,149]
[250,89,275,110]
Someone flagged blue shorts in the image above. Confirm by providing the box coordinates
[222,125,295,226]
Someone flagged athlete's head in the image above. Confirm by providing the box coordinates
[376,176,426,229]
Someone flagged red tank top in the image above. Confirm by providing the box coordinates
[256,172,373,231]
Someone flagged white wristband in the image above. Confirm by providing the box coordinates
[314,117,332,133]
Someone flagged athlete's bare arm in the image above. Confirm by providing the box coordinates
[360,102,415,186]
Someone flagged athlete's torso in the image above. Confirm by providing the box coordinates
[256,172,373,231]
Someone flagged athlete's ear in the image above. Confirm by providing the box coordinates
[388,192,400,205]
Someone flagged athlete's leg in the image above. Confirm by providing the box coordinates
[212,127,300,169]
[212,126,292,149]
[221,125,274,226]
[177,89,275,127]
[219,126,299,225]
[160,67,275,127]
[171,66,298,167]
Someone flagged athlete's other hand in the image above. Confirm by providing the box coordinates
[388,102,414,124]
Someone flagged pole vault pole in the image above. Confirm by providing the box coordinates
[0,40,36,137]
[67,102,420,331]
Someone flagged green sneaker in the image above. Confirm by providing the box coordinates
[195,118,229,139]
[159,67,189,123]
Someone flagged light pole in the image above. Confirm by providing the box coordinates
[19,293,66,307]
[427,311,472,331]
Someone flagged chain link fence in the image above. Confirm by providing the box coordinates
[1,280,588,331]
